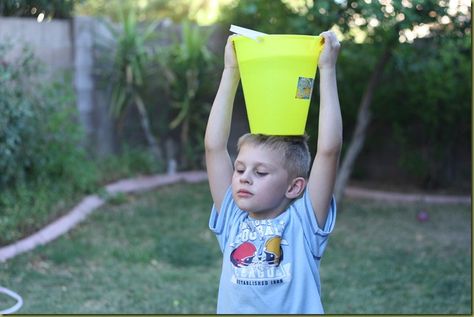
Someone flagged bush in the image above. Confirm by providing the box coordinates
[374,34,471,188]
[0,42,99,245]
[96,145,162,184]
[31,76,98,192]
[0,44,39,186]
[0,42,97,191]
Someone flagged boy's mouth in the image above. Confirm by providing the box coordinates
[236,189,253,198]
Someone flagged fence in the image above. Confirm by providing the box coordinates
[0,16,115,156]
[0,17,247,161]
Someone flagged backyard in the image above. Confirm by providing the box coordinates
[0,182,470,314]
[0,1,471,314]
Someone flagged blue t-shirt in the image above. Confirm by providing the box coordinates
[209,186,336,314]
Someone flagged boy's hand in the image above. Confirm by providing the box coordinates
[225,35,239,69]
[318,31,341,71]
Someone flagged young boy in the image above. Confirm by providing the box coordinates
[205,30,342,314]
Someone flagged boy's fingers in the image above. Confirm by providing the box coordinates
[227,35,238,49]
[320,31,340,50]
[228,34,238,43]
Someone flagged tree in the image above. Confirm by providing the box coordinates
[75,0,230,25]
[376,34,471,189]
[156,21,216,169]
[0,0,77,19]
[324,0,470,202]
[99,10,164,167]
[220,0,471,201]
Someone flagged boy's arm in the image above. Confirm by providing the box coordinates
[307,31,343,228]
[205,36,240,213]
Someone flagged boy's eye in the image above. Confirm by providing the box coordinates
[235,169,244,174]
[256,171,268,176]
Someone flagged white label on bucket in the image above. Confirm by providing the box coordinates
[295,77,314,99]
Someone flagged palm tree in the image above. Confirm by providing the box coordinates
[103,10,163,165]
[161,21,214,169]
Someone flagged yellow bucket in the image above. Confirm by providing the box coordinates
[233,35,324,135]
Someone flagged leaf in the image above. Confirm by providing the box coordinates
[111,86,127,118]
[169,99,190,129]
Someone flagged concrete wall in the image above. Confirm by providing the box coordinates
[0,17,73,73]
[0,17,241,160]
[0,16,249,165]
[0,16,115,157]
[73,16,115,156]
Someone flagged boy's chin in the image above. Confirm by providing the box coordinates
[233,198,260,215]
[233,199,253,212]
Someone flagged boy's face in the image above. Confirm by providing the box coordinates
[232,143,293,219]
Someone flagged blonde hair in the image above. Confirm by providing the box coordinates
[237,133,311,179]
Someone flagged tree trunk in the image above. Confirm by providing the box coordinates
[180,115,190,168]
[334,46,393,203]
[135,96,164,165]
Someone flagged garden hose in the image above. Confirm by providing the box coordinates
[0,286,23,314]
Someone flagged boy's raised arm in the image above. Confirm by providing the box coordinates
[205,36,240,213]
[307,31,343,228]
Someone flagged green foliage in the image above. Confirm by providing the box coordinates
[0,45,38,186]
[97,14,218,170]
[97,10,165,165]
[75,0,209,23]
[332,0,451,43]
[0,178,86,245]
[0,43,96,190]
[100,10,158,119]
[157,21,217,169]
[375,34,471,187]
[34,77,98,191]
[0,42,99,244]
[167,21,213,129]
[96,145,162,184]
[0,145,163,246]
[221,0,299,34]
[0,0,78,19]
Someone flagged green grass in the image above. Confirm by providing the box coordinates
[0,146,162,247]
[321,199,472,314]
[0,182,471,314]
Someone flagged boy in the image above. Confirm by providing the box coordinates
[205,30,342,314]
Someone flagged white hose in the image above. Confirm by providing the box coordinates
[0,286,23,314]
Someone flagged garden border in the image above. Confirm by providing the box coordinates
[0,171,208,263]
[0,171,470,262]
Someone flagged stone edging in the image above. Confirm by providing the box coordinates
[0,171,470,262]
[0,171,208,263]
[345,186,471,204]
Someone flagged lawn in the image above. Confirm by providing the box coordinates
[0,182,471,314]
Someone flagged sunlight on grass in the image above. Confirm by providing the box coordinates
[0,182,470,314]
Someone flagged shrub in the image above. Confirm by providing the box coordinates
[0,44,39,186]
[0,42,99,244]
[0,42,97,191]
[375,34,471,188]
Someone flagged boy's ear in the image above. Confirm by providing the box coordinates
[286,177,306,199]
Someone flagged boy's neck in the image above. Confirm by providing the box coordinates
[247,198,294,220]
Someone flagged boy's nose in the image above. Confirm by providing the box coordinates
[239,172,252,184]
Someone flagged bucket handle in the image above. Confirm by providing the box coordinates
[230,25,267,41]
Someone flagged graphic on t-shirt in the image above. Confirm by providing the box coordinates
[229,219,291,285]
[264,236,283,265]
[230,241,257,267]
[230,236,283,268]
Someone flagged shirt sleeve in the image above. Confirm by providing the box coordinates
[291,190,337,258]
[209,186,241,252]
